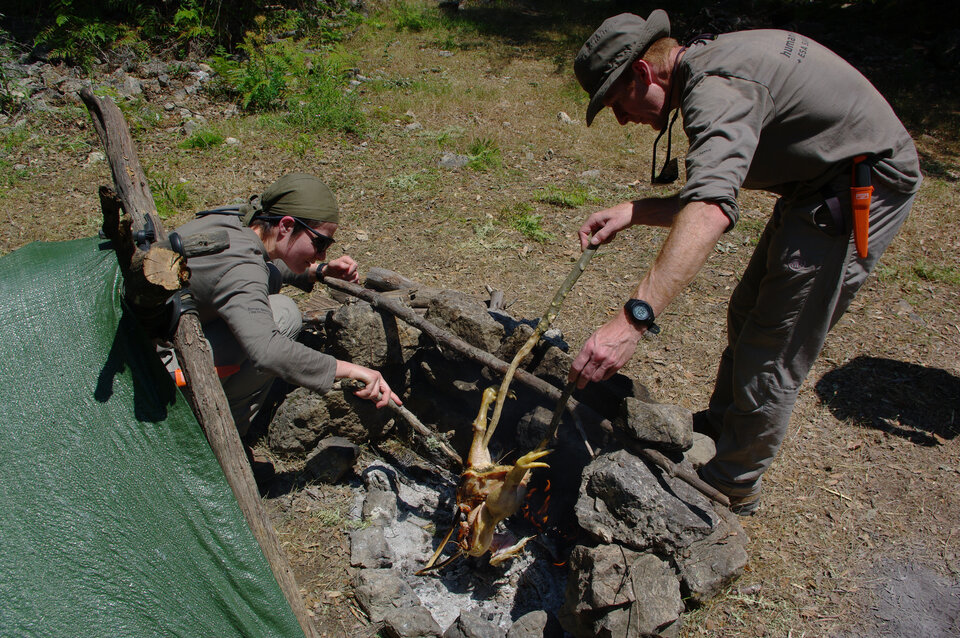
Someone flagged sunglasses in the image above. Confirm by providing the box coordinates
[294,218,335,254]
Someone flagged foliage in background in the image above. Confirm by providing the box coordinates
[467,138,501,171]
[150,175,193,219]
[178,127,224,149]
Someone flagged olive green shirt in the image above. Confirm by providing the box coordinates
[677,30,922,226]
[174,213,337,392]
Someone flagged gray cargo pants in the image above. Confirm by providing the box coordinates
[164,294,302,437]
[699,175,916,501]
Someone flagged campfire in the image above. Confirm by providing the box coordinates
[267,269,749,637]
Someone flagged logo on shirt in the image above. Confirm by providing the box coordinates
[780,33,809,63]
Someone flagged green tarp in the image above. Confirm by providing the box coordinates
[0,238,303,637]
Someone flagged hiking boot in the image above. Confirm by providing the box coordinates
[698,467,761,517]
[728,493,761,516]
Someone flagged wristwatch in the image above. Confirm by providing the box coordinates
[624,299,661,334]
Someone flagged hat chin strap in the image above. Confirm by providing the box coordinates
[650,46,686,184]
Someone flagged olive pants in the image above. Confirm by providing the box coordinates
[164,294,302,437]
[699,176,916,501]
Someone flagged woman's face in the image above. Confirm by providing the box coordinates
[275,218,338,273]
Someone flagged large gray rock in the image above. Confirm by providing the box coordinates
[326,301,421,368]
[560,544,684,638]
[268,386,393,454]
[674,513,749,604]
[362,469,399,524]
[683,432,716,469]
[506,610,562,638]
[384,606,444,638]
[443,610,505,638]
[302,436,359,483]
[575,450,718,553]
[420,289,504,354]
[617,399,693,451]
[350,525,393,568]
[354,569,420,623]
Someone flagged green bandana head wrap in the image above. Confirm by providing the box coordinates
[257,173,339,225]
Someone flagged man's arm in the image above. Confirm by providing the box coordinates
[578,195,683,250]
[569,200,729,388]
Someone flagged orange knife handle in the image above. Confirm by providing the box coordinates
[851,155,873,259]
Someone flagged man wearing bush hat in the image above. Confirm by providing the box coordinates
[567,11,921,514]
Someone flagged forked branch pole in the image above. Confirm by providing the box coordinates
[482,246,597,448]
[81,87,322,638]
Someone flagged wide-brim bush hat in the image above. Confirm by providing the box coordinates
[574,10,671,126]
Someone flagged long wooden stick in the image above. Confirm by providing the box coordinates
[338,379,462,467]
[319,275,729,507]
[483,246,597,447]
[81,87,321,638]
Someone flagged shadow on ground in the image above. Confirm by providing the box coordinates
[814,356,960,445]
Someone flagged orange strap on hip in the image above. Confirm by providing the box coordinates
[851,155,874,258]
[173,364,241,387]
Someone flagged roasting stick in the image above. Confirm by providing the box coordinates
[482,246,599,448]
[338,378,463,467]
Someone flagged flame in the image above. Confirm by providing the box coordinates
[521,479,552,531]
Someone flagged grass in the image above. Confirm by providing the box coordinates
[535,184,598,208]
[150,175,193,219]
[467,137,501,171]
[178,128,224,150]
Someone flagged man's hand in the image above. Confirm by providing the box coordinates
[335,361,402,409]
[578,202,635,250]
[320,255,359,283]
[568,313,643,389]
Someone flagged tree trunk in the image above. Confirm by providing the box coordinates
[81,87,321,638]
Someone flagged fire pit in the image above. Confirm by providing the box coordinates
[267,276,749,637]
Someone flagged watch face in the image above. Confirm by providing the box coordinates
[628,300,653,323]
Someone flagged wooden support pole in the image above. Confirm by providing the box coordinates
[81,87,321,638]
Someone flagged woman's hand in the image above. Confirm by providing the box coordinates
[335,361,402,409]
[320,255,359,283]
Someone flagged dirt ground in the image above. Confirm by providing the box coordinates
[3,2,959,636]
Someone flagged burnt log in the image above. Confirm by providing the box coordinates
[81,87,321,638]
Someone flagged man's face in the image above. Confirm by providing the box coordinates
[603,63,667,129]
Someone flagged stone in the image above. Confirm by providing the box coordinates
[575,450,718,553]
[674,514,749,604]
[353,569,420,623]
[350,525,393,568]
[561,544,683,638]
[557,111,577,124]
[120,76,143,97]
[438,152,471,169]
[363,477,399,524]
[421,289,504,354]
[326,301,421,369]
[617,399,693,452]
[442,610,505,638]
[683,433,716,469]
[506,610,563,638]
[383,606,443,638]
[268,386,392,454]
[302,436,360,483]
